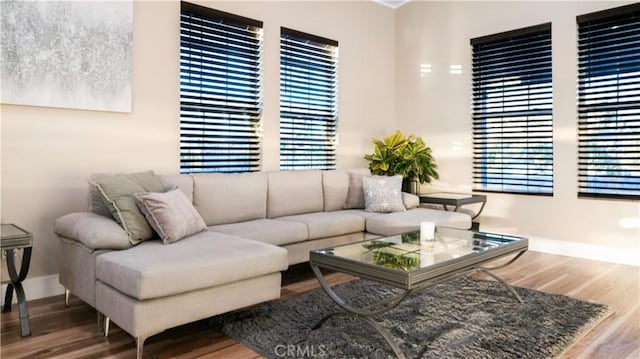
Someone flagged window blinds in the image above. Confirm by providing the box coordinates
[577,3,640,199]
[471,23,553,195]
[280,27,338,170]
[179,2,263,173]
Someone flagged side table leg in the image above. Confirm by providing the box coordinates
[13,283,31,336]
[3,249,16,312]
[3,247,32,336]
[3,283,14,312]
[472,200,487,220]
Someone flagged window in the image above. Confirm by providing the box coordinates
[179,2,262,173]
[471,24,553,195]
[280,28,338,170]
[577,4,640,199]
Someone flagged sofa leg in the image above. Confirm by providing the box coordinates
[64,289,70,307]
[97,312,104,334]
[104,317,110,337]
[136,335,148,359]
[96,312,110,337]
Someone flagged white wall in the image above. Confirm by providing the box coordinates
[0,0,396,281]
[396,1,640,265]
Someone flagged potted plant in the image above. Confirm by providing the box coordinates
[364,130,439,193]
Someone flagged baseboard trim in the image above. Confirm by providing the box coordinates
[529,237,640,267]
[1,274,65,304]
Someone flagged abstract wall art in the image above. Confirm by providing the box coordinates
[1,1,133,112]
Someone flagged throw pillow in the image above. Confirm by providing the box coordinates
[90,170,166,244]
[402,192,420,209]
[87,181,113,218]
[135,187,208,244]
[362,175,406,213]
[342,172,368,209]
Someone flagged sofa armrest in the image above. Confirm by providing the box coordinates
[54,212,132,250]
[402,192,420,209]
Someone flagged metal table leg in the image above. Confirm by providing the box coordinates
[477,250,526,304]
[2,247,32,337]
[472,200,487,219]
[311,264,411,359]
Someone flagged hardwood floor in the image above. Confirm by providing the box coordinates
[1,251,639,358]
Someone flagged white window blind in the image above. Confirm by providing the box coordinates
[577,3,640,199]
[280,27,338,170]
[471,23,553,195]
[180,2,263,173]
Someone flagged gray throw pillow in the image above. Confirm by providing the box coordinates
[90,170,166,244]
[136,187,208,244]
[343,173,368,209]
[362,175,406,213]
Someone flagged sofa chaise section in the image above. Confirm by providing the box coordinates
[94,231,288,355]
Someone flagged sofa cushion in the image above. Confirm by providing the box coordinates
[322,170,349,212]
[209,219,308,246]
[193,172,267,225]
[160,174,194,203]
[90,171,166,244]
[276,212,365,240]
[54,212,132,250]
[363,175,406,213]
[135,188,208,244]
[339,209,383,219]
[95,231,288,300]
[267,171,323,218]
[365,208,471,236]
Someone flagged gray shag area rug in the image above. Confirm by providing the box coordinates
[210,276,612,359]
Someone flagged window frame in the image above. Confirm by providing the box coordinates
[470,23,554,196]
[179,2,263,174]
[576,3,640,200]
[279,27,339,171]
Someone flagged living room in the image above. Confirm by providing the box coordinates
[1,0,639,358]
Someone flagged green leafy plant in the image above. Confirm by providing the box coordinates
[364,130,439,189]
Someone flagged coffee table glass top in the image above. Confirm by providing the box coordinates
[310,228,528,289]
[313,228,524,271]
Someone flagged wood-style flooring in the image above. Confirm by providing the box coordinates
[1,251,639,358]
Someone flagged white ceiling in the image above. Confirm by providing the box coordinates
[374,0,411,9]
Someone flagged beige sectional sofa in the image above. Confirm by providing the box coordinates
[54,169,470,359]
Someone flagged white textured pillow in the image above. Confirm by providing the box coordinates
[135,187,207,244]
[362,175,406,213]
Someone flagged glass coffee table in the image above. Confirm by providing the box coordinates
[309,227,528,359]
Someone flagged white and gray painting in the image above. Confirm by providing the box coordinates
[1,1,132,112]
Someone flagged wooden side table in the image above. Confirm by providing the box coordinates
[1,223,33,337]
